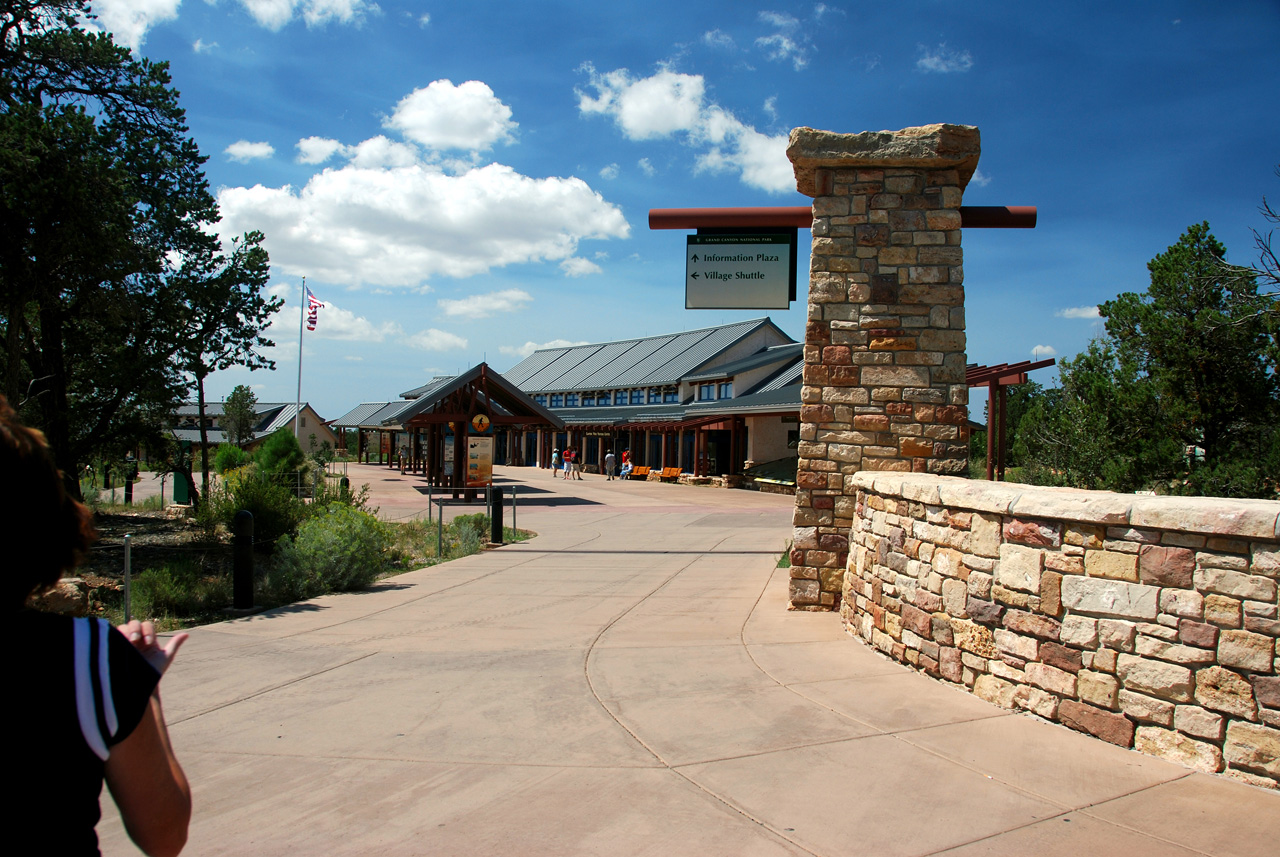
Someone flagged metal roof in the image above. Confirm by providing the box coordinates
[508,318,784,393]
[399,375,454,399]
[686,384,802,415]
[501,347,569,387]
[754,359,804,393]
[685,342,803,382]
[331,402,390,428]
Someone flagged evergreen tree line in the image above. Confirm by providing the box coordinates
[988,222,1280,499]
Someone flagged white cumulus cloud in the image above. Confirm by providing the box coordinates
[217,85,629,289]
[1031,345,1058,357]
[384,80,516,152]
[499,339,590,358]
[637,157,655,176]
[1056,306,1101,319]
[438,289,532,319]
[295,136,352,164]
[599,163,619,179]
[237,0,375,31]
[85,0,182,50]
[917,43,973,73]
[560,257,602,277]
[969,167,991,187]
[407,328,468,351]
[577,66,792,193]
[193,38,218,53]
[225,140,276,162]
[263,288,401,346]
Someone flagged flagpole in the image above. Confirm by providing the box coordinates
[294,277,305,439]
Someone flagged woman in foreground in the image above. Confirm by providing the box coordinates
[3,395,191,856]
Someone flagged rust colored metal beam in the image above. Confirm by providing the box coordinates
[649,205,1036,230]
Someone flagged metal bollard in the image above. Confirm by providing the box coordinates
[511,485,517,531]
[233,510,254,609]
[436,501,443,558]
[490,487,504,545]
[123,534,132,621]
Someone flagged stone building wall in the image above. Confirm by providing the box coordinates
[840,472,1280,788]
[786,125,979,609]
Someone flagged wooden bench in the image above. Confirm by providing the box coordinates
[658,467,682,482]
[628,466,650,480]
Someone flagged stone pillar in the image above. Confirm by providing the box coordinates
[786,125,980,610]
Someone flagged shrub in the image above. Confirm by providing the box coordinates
[213,443,250,474]
[269,505,393,601]
[131,562,231,620]
[210,471,304,549]
[255,427,306,475]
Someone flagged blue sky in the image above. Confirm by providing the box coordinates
[91,1,1280,420]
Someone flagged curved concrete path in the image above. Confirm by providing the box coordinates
[101,464,1278,856]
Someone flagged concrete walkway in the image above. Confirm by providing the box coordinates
[101,464,1279,856]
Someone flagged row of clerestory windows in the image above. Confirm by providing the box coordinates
[534,385,687,408]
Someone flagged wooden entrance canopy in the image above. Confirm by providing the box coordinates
[967,359,1056,481]
[394,363,564,491]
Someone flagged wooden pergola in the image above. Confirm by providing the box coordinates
[967,358,1055,481]
[391,363,564,495]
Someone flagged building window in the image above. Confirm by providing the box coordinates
[648,387,662,403]
[599,392,611,406]
[663,388,678,403]
[535,395,546,406]
[698,383,715,401]
[582,393,594,407]
[614,391,627,406]
[551,394,563,408]
[718,382,732,399]
[565,393,578,407]
[300,416,307,427]
[630,389,643,405]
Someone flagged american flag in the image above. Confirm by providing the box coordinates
[305,287,324,331]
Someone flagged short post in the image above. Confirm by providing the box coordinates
[511,485,517,531]
[436,501,443,558]
[233,510,254,609]
[123,534,132,621]
[490,487,504,545]
[427,484,433,523]
[123,473,133,505]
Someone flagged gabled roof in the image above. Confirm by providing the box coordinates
[752,359,804,393]
[399,376,455,400]
[331,402,391,428]
[174,401,320,432]
[504,317,790,393]
[685,342,803,382]
[391,363,565,429]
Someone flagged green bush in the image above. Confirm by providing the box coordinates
[209,471,304,549]
[255,427,306,475]
[269,505,393,601]
[213,443,250,474]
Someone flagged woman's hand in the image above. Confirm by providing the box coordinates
[117,620,188,676]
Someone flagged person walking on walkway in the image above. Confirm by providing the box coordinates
[604,449,616,481]
[550,448,560,476]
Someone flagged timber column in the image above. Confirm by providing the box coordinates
[787,125,980,610]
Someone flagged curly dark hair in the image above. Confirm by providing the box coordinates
[0,395,96,610]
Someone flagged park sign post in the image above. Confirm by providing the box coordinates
[686,233,796,309]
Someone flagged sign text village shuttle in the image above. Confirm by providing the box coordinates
[685,234,794,309]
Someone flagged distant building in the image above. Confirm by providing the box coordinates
[172,401,338,452]
[337,317,802,479]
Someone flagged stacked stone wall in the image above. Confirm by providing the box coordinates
[786,124,978,610]
[841,473,1280,788]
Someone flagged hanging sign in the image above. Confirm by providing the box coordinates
[686,233,793,309]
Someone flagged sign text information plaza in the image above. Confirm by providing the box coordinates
[685,234,792,309]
